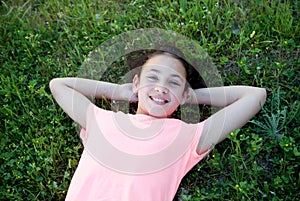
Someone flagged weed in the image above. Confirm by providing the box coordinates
[250,88,299,141]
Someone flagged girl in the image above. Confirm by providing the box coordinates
[50,48,266,200]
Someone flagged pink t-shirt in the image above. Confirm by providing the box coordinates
[65,103,210,201]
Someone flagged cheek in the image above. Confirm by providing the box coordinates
[171,88,185,100]
[137,86,152,99]
[138,80,156,93]
[138,78,151,88]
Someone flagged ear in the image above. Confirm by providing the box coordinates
[132,74,139,93]
[180,87,190,105]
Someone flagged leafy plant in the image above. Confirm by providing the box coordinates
[250,87,299,141]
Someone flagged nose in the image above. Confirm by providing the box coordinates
[154,86,169,94]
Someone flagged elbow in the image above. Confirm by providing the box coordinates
[49,78,58,93]
[49,78,73,98]
[258,87,267,106]
[49,78,63,96]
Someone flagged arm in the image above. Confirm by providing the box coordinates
[49,77,137,128]
[189,86,266,154]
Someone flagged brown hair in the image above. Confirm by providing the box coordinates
[126,46,207,89]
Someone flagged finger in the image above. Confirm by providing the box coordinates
[130,93,138,102]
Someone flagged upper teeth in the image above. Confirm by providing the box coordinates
[152,97,164,103]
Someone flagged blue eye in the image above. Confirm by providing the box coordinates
[147,76,158,81]
[169,81,180,86]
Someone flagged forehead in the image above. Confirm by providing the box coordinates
[141,54,187,78]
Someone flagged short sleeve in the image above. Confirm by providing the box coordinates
[182,120,212,174]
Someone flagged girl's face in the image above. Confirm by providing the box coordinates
[133,53,189,118]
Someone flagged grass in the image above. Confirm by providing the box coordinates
[0,0,299,200]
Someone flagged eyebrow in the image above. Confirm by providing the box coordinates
[149,69,184,82]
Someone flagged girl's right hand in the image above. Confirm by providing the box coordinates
[50,78,138,129]
[118,83,138,102]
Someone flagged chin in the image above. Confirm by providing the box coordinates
[148,109,176,118]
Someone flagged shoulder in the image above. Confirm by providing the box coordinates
[87,103,114,116]
[83,103,118,131]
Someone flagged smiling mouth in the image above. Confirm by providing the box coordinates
[149,96,169,104]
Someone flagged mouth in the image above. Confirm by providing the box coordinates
[149,96,169,105]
